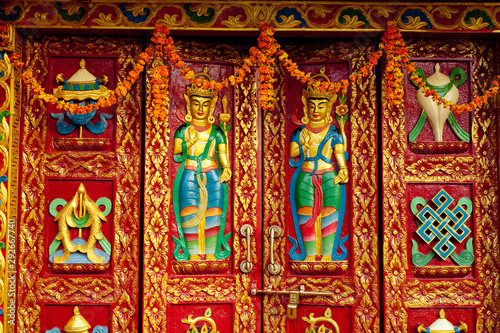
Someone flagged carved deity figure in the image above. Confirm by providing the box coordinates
[173,67,231,261]
[288,69,349,262]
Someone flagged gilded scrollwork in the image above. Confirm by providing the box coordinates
[405,280,484,307]
[36,277,114,303]
[165,277,235,304]
[233,71,259,332]
[4,2,500,32]
[18,35,141,333]
[405,156,475,182]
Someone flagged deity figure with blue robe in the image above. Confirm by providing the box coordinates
[288,69,349,262]
[172,68,231,261]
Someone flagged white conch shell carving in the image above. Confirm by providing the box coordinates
[416,64,459,142]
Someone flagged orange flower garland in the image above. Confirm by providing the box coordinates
[151,64,169,120]
[0,20,499,118]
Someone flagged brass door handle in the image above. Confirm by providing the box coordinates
[239,224,254,273]
[267,225,282,275]
[250,284,332,319]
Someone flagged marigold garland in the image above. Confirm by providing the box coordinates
[0,20,499,118]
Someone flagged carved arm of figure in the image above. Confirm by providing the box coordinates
[173,126,198,155]
[333,143,349,185]
[218,143,232,182]
[289,130,313,158]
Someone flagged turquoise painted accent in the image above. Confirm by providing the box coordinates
[49,238,110,263]
[93,327,109,333]
[415,190,472,260]
[44,328,61,333]
[401,9,432,29]
[120,3,150,23]
[276,8,306,28]
[0,5,21,21]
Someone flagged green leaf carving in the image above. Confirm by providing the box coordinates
[450,238,474,266]
[411,239,435,266]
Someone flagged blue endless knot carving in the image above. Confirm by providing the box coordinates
[415,189,471,260]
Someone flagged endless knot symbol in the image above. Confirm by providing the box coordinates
[415,189,471,260]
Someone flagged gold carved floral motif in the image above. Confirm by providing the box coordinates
[142,57,171,332]
[405,280,484,307]
[233,71,259,332]
[18,36,141,333]
[165,277,235,304]
[36,277,114,303]
[405,156,475,182]
[263,64,287,333]
[383,38,500,332]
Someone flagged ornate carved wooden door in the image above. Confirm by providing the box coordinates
[11,25,500,333]
[147,37,379,332]
[15,35,142,332]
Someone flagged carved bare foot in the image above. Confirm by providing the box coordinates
[190,254,201,261]
[305,255,316,262]
[206,254,216,261]
[321,255,332,262]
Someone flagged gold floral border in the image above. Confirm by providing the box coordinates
[384,39,500,332]
[262,64,287,332]
[233,70,259,332]
[17,36,141,332]
[273,42,379,332]
[3,2,500,32]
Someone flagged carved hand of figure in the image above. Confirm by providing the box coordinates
[219,167,232,183]
[302,131,313,149]
[334,167,349,185]
[187,126,199,147]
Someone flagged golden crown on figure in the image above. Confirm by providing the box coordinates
[301,68,338,125]
[302,68,338,103]
[184,67,219,124]
[186,67,218,99]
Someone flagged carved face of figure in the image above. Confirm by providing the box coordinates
[306,98,330,124]
[189,95,214,122]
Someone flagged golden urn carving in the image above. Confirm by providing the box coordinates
[416,64,459,142]
[63,307,91,333]
[418,309,467,333]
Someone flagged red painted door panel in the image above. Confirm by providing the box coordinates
[17,35,142,333]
